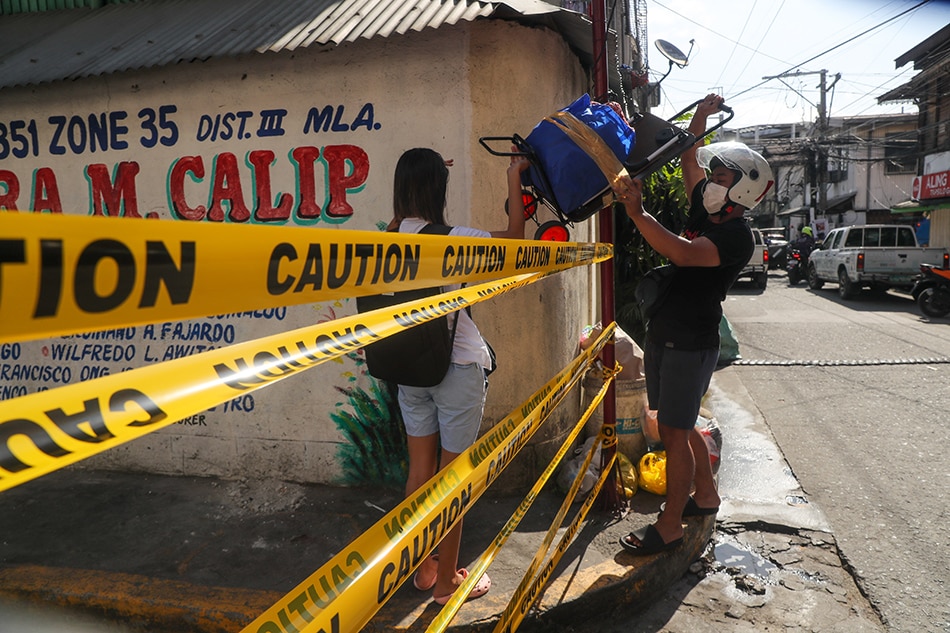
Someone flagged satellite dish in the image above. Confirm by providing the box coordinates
[655,39,691,68]
[647,38,695,99]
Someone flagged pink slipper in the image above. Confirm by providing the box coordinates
[413,555,439,591]
[433,568,491,605]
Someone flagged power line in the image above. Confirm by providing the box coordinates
[731,0,935,100]
[723,0,787,96]
[712,0,758,89]
[651,0,790,65]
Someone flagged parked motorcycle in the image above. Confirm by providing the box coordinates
[786,248,808,285]
[912,263,950,318]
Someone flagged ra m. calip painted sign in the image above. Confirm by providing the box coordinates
[0,102,375,223]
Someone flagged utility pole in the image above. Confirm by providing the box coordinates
[816,70,828,218]
[762,69,839,226]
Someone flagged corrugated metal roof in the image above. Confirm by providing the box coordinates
[0,0,139,15]
[0,0,598,90]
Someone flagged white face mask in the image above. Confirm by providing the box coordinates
[702,182,730,215]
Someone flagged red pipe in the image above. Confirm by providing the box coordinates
[591,0,609,99]
[591,0,620,511]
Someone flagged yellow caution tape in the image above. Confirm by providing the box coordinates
[0,211,611,344]
[426,363,615,632]
[498,448,617,633]
[241,323,616,633]
[0,272,554,494]
[488,390,614,633]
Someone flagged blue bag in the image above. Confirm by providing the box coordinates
[522,94,635,221]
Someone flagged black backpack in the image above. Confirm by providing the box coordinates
[356,223,459,387]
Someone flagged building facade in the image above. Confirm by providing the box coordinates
[723,113,919,241]
[879,23,950,249]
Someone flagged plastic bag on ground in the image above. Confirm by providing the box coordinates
[617,451,638,500]
[638,450,667,495]
[641,409,723,472]
[719,314,741,365]
[556,436,601,500]
[696,414,723,474]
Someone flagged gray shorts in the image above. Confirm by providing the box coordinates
[644,341,719,431]
[398,363,487,453]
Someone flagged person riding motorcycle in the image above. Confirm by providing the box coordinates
[792,226,816,258]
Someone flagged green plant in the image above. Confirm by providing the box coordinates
[331,363,408,488]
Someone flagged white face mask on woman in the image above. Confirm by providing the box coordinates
[702,181,731,215]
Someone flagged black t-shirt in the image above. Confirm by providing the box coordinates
[646,180,755,350]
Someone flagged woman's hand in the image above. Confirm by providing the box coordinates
[507,146,530,178]
[495,146,531,240]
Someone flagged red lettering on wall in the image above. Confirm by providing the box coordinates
[0,170,19,210]
[322,145,369,219]
[33,168,63,214]
[170,156,207,221]
[292,146,321,220]
[249,149,293,222]
[208,152,250,223]
[10,144,371,222]
[87,161,143,217]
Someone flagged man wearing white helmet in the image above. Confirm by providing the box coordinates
[612,94,774,556]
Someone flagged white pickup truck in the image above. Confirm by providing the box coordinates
[807,224,949,299]
[736,227,769,289]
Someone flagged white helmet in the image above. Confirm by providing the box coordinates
[696,142,774,210]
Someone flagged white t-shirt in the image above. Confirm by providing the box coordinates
[398,217,492,370]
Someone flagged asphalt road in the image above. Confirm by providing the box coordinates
[722,272,950,633]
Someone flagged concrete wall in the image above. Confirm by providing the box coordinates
[850,120,917,214]
[0,20,596,491]
[929,213,950,249]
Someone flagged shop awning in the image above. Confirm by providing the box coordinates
[825,191,857,212]
[891,199,950,214]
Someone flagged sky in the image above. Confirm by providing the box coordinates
[642,0,950,130]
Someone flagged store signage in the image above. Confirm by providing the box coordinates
[914,169,950,201]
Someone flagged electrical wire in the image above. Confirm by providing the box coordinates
[650,0,790,65]
[712,0,757,90]
[837,50,950,116]
[730,0,935,100]
[724,0,786,96]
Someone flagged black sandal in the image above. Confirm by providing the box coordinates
[619,524,683,556]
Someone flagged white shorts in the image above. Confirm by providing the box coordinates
[398,363,487,454]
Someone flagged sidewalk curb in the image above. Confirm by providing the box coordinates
[0,565,282,633]
[532,515,716,628]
